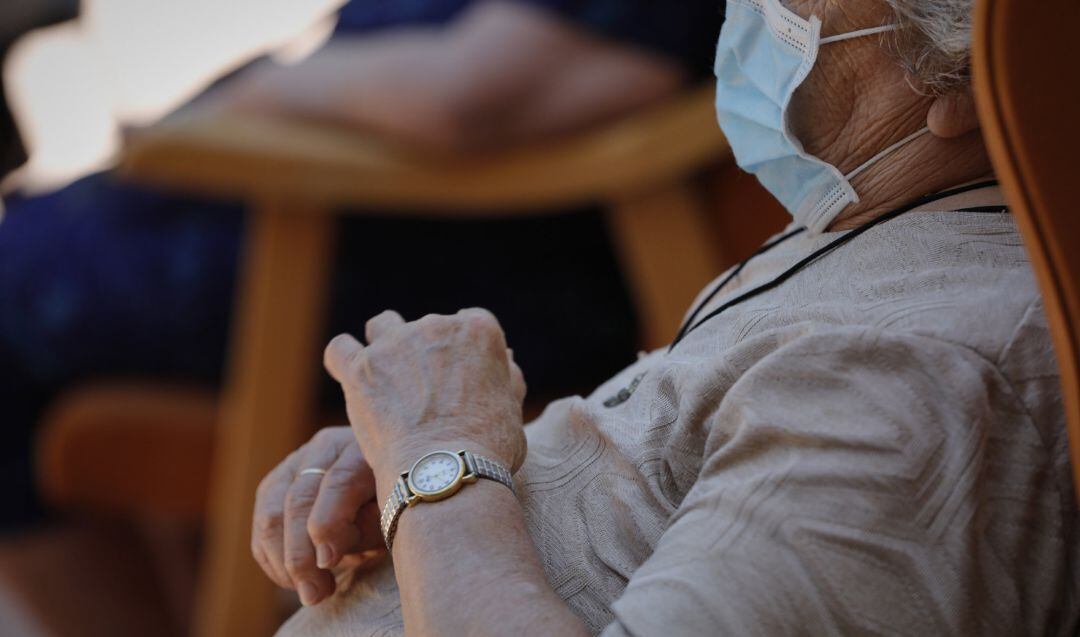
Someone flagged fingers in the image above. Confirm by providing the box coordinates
[324,309,406,384]
[330,309,505,384]
[282,434,348,606]
[459,309,520,397]
[507,349,527,403]
[365,310,405,344]
[252,428,383,607]
[458,308,506,346]
[324,333,364,385]
[252,450,302,590]
[307,443,381,570]
[251,542,279,590]
[330,307,519,417]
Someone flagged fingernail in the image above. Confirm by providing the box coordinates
[298,580,321,606]
[316,543,336,569]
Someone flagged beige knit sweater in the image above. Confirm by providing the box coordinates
[280,210,1079,636]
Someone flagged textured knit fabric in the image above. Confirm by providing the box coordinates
[278,208,1079,636]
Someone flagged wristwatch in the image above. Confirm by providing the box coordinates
[379,450,516,551]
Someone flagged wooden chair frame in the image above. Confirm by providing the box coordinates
[111,86,730,636]
[973,0,1080,498]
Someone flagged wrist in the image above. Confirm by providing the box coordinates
[373,440,511,504]
[391,477,519,557]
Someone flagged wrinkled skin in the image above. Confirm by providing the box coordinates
[252,309,526,606]
[323,308,528,482]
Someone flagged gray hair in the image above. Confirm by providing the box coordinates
[883,0,974,94]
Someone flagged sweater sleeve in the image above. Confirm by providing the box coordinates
[600,328,1073,636]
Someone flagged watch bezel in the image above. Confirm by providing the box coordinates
[405,450,467,502]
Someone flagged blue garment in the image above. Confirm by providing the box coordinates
[0,0,722,530]
[0,178,244,527]
[335,0,723,77]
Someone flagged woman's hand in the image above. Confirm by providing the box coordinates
[323,308,528,490]
[251,427,384,607]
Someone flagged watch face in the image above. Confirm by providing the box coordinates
[408,451,464,497]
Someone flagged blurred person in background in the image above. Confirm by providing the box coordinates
[0,0,723,530]
[256,0,1078,634]
[0,0,79,178]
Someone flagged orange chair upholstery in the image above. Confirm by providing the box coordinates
[973,0,1080,496]
[37,383,216,522]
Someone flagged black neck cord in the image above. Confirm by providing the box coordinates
[668,180,1003,352]
[670,226,807,347]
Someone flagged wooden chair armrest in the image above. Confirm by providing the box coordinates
[36,384,217,522]
[120,86,728,212]
[973,0,1080,499]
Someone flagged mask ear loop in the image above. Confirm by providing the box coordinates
[820,24,899,45]
[816,22,925,183]
[845,126,931,181]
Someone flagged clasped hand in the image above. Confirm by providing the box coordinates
[251,309,527,606]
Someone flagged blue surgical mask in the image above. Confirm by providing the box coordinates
[714,0,929,233]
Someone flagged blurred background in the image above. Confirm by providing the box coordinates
[0,1,788,635]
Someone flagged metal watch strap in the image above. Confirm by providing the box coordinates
[461,450,516,496]
[379,476,412,553]
[379,451,515,551]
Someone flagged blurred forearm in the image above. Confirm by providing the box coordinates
[219,0,687,151]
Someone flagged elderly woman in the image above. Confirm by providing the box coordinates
[253,0,1079,634]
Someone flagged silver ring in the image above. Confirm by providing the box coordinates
[298,468,328,478]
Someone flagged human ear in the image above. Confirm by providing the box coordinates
[927,85,981,138]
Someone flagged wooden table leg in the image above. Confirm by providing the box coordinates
[193,198,335,637]
[608,182,725,351]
